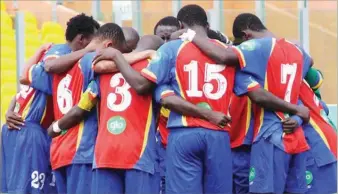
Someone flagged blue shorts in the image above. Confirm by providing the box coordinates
[249,138,307,194]
[91,168,160,194]
[1,122,54,194]
[166,127,232,194]
[156,141,166,194]
[54,164,92,194]
[305,156,337,194]
[232,145,251,194]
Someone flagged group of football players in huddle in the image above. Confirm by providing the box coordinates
[1,4,337,194]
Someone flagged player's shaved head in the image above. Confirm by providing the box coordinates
[122,27,140,51]
[134,35,164,52]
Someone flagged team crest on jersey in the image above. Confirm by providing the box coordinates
[305,170,313,187]
[240,40,256,51]
[150,51,162,64]
[249,167,255,184]
[107,116,127,135]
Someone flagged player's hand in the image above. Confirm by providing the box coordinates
[206,111,231,128]
[5,110,24,130]
[93,47,122,64]
[39,43,53,52]
[170,29,188,41]
[282,117,299,134]
[295,105,310,123]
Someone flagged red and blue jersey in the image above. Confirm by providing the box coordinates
[141,39,235,131]
[232,38,312,154]
[27,44,97,170]
[14,85,54,129]
[79,59,159,174]
[17,47,54,128]
[299,81,337,166]
[153,85,175,148]
[228,90,254,148]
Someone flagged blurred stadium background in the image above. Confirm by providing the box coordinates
[0,0,336,126]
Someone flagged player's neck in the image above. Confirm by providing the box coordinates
[67,42,80,52]
[188,26,208,38]
[256,30,275,39]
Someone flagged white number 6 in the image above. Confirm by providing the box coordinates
[57,74,73,114]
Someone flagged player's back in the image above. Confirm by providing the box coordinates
[300,81,337,158]
[233,38,312,153]
[173,40,235,131]
[95,59,157,174]
[50,52,97,170]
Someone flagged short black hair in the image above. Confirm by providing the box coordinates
[207,29,232,45]
[94,23,126,47]
[232,13,266,39]
[65,13,100,42]
[177,4,208,27]
[153,16,180,34]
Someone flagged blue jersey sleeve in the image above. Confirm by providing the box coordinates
[234,71,261,96]
[232,38,272,85]
[28,62,53,94]
[28,44,72,95]
[153,84,175,104]
[78,78,100,111]
[140,41,178,85]
[79,52,95,89]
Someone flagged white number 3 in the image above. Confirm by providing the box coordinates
[107,73,132,112]
[31,171,45,190]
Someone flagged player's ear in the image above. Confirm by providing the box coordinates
[105,41,113,48]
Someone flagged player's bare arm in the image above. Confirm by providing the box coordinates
[44,46,94,74]
[171,29,239,66]
[47,106,88,138]
[93,47,155,95]
[19,43,52,85]
[247,88,310,122]
[161,95,231,128]
[93,50,155,73]
[5,96,24,130]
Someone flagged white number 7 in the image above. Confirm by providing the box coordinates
[281,63,297,102]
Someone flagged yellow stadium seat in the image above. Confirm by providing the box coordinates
[1,70,17,82]
[1,11,12,27]
[1,84,17,95]
[41,22,64,39]
[25,34,41,46]
[25,24,40,35]
[1,26,14,36]
[0,46,16,59]
[0,34,15,47]
[1,58,16,70]
[43,34,65,44]
[25,45,40,59]
[24,11,38,28]
[1,1,6,11]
